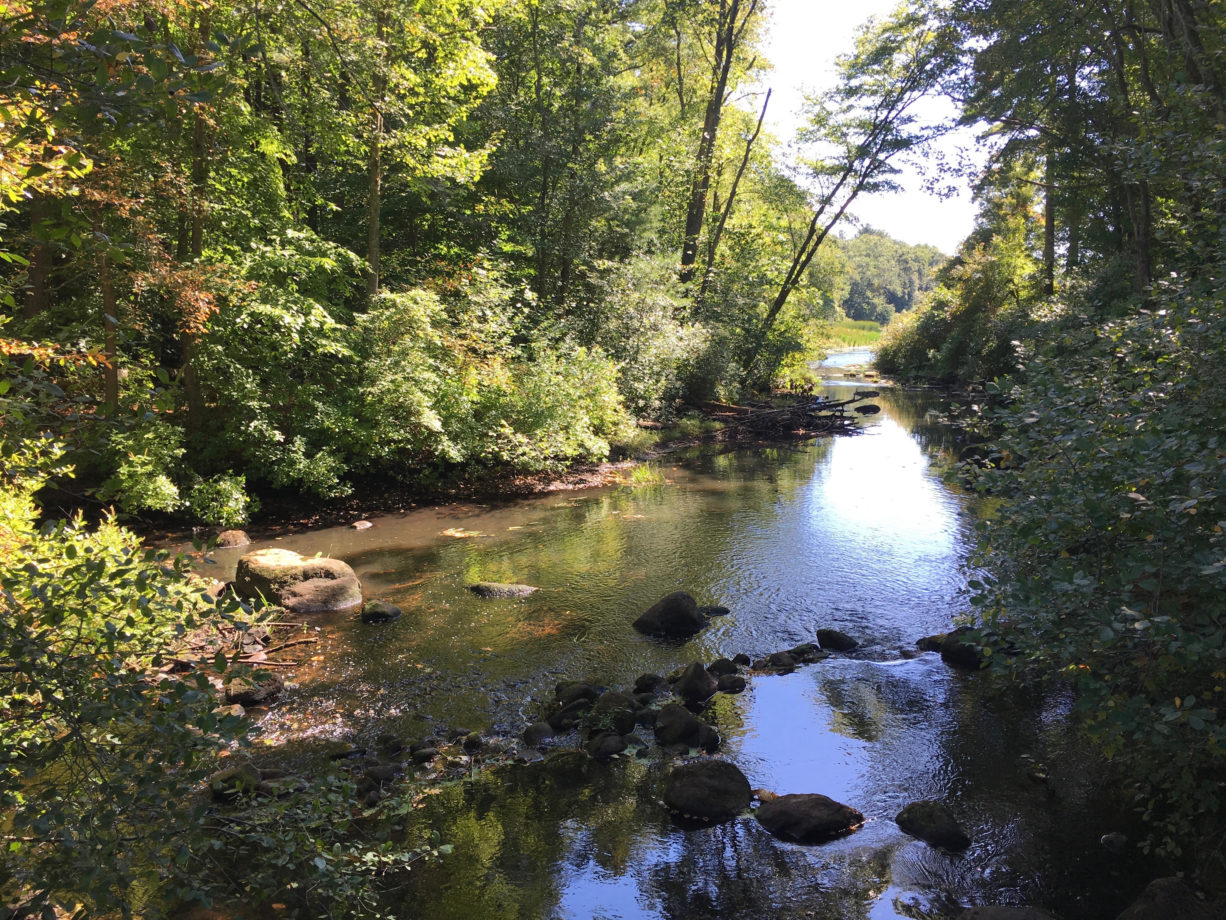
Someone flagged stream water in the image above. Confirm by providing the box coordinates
[199,359,1151,919]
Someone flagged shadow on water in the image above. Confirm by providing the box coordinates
[193,385,1155,919]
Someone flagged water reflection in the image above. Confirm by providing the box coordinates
[193,387,1150,919]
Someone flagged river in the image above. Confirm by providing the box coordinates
[199,358,1150,919]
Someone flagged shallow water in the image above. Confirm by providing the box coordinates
[198,383,1150,919]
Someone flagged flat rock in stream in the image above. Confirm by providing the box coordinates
[755,793,864,843]
[633,591,706,638]
[234,548,362,612]
[896,800,972,850]
[663,760,751,824]
[469,581,538,599]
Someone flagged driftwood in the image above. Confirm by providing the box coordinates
[700,391,881,441]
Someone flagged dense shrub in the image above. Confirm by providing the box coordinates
[965,276,1226,867]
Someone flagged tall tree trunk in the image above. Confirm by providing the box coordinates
[366,11,388,297]
[1042,152,1056,297]
[696,89,770,310]
[529,6,552,302]
[1125,181,1153,293]
[96,216,119,413]
[679,0,757,284]
[23,196,53,319]
[181,13,211,429]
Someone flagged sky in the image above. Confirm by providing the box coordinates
[758,0,982,254]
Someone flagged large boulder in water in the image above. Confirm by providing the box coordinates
[755,793,864,843]
[590,690,639,735]
[234,548,362,612]
[896,800,971,850]
[1114,877,1220,920]
[663,760,751,823]
[633,591,706,638]
[816,628,859,652]
[940,626,988,669]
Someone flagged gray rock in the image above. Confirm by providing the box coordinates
[1115,877,1220,920]
[469,582,538,599]
[654,703,720,752]
[547,698,592,731]
[591,690,639,735]
[767,651,797,671]
[587,731,627,760]
[555,680,601,707]
[707,658,739,676]
[361,600,402,623]
[896,800,972,850]
[916,633,946,653]
[350,520,374,530]
[940,626,987,669]
[523,721,556,748]
[816,628,859,651]
[411,747,439,764]
[634,673,666,693]
[716,674,746,694]
[675,662,718,704]
[633,591,706,638]
[234,548,362,612]
[663,760,751,824]
[755,793,865,843]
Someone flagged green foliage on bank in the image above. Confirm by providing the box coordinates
[871,0,1226,873]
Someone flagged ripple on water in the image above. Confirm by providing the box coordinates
[189,388,1150,919]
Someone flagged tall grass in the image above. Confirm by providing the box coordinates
[827,319,883,348]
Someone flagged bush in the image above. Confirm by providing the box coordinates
[965,278,1226,866]
[188,472,259,527]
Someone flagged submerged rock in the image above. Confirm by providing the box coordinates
[698,604,731,618]
[469,582,538,599]
[654,703,720,752]
[361,600,402,624]
[234,548,362,612]
[1115,877,1220,920]
[755,793,864,843]
[223,671,284,708]
[896,800,972,850]
[674,662,718,704]
[633,591,706,638]
[816,628,859,652]
[663,760,751,824]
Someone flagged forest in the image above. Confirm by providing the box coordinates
[2,0,1225,916]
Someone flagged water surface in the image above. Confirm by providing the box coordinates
[200,385,1147,919]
